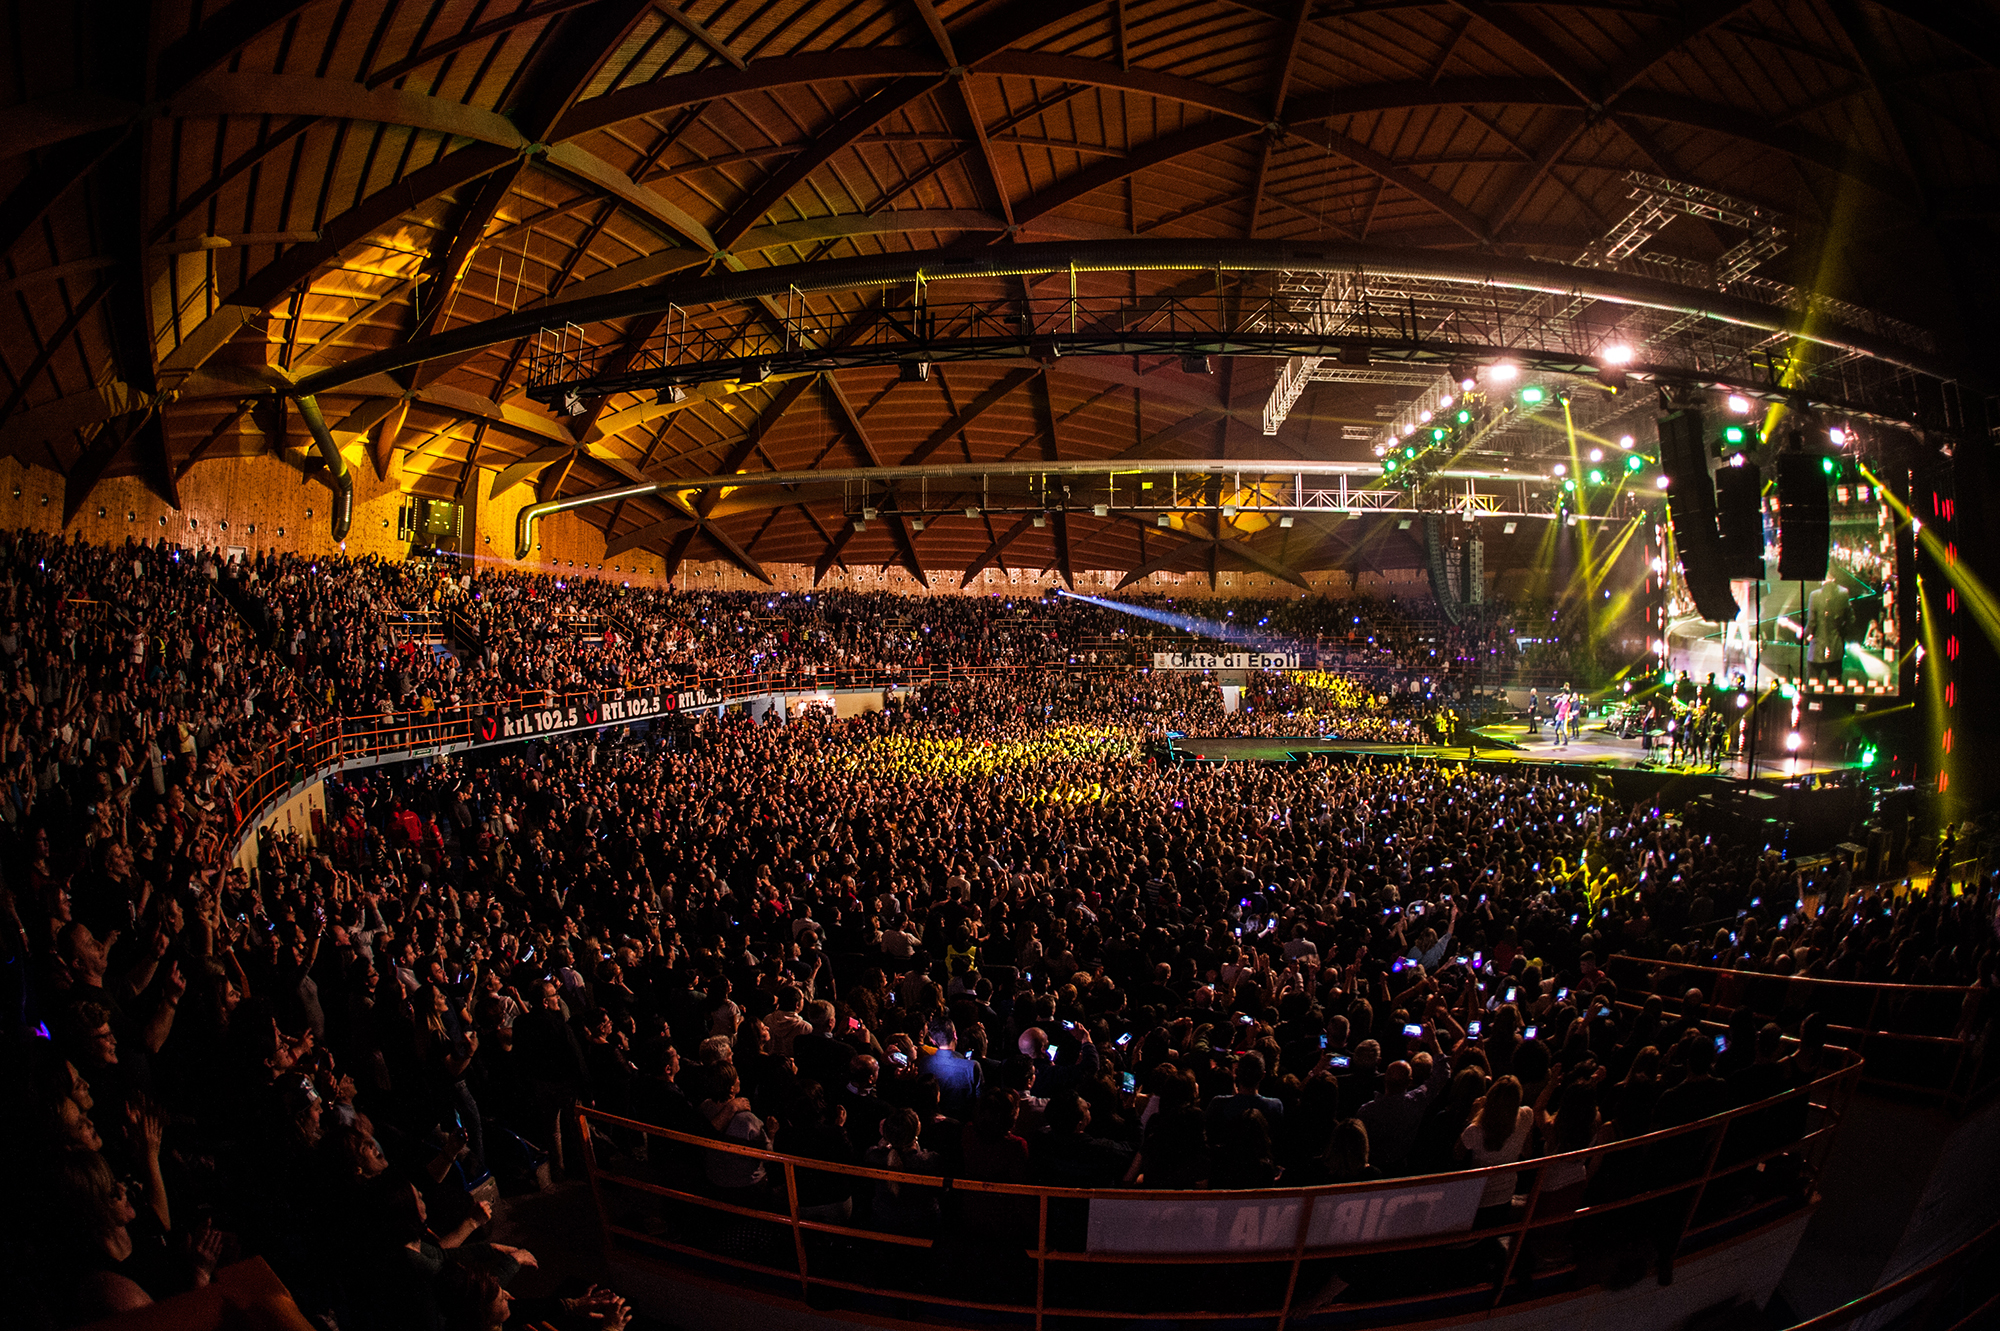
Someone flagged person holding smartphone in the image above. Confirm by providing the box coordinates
[1354,1020,1447,1173]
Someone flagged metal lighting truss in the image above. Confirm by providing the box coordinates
[1258,173,1936,444]
[517,458,1617,557]
[506,238,1952,445]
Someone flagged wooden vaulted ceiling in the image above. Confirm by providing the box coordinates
[0,0,1994,584]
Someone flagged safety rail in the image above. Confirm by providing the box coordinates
[1604,955,1990,1106]
[575,1052,1859,1331]
[1777,1216,2000,1331]
[383,608,452,640]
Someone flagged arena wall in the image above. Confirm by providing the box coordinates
[0,449,1517,603]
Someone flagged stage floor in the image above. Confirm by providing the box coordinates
[1172,723,1856,777]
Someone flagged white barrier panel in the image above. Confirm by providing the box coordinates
[1086,1177,1483,1254]
[1152,651,1303,670]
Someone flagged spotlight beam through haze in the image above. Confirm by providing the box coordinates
[1054,589,1302,654]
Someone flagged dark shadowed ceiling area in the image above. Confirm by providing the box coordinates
[1,0,1994,583]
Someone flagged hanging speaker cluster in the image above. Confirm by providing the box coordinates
[1423,514,1463,625]
[1776,453,1831,581]
[1714,461,1766,581]
[1657,408,1738,623]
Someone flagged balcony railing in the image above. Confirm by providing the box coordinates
[1604,954,1991,1107]
[575,1051,1859,1330]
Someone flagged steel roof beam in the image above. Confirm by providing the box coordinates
[295,237,1954,396]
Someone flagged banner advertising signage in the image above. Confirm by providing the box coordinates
[477,685,726,744]
[1151,650,1303,671]
[1085,1176,1482,1254]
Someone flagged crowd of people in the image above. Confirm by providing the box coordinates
[0,528,1986,1327]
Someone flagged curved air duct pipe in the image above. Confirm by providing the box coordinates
[292,395,355,542]
[298,237,1955,396]
[517,482,662,561]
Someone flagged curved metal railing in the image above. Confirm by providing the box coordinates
[576,1050,1861,1330]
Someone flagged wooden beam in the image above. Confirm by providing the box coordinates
[1115,532,1210,589]
[537,448,578,503]
[176,401,253,479]
[0,272,117,429]
[902,366,1037,466]
[605,515,696,558]
[800,505,850,578]
[0,127,129,260]
[813,521,859,585]
[960,513,1035,584]
[62,412,141,526]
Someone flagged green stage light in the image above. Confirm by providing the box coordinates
[1626,455,1644,472]
[1588,469,1604,485]
[1520,385,1546,405]
[1721,425,1746,444]
[1821,456,1837,474]
[1859,746,1878,768]
[1383,458,1397,472]
[1404,447,1416,459]
[1563,478,1576,492]
[1431,427,1446,442]
[1456,409,1471,424]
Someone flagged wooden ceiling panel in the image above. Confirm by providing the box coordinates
[0,0,1986,571]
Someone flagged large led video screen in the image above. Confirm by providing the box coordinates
[1666,477,1899,695]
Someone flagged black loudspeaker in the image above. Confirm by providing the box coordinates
[1776,453,1831,581]
[1658,409,1738,622]
[1423,514,1462,625]
[1714,462,1765,581]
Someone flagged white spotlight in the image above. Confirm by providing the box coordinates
[1489,363,1519,384]
[1602,344,1633,366]
[1785,731,1803,752]
[1828,427,1847,445]
[1589,448,1604,463]
[1619,435,1635,449]
[1552,462,1567,476]
[1656,475,1671,489]
[1727,394,1750,414]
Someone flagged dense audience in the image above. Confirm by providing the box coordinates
[0,528,1988,1327]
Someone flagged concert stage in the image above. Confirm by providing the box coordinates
[1165,722,1857,780]
[1159,722,1875,854]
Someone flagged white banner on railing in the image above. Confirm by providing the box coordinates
[1151,651,1302,671]
[1085,1176,1483,1254]
[475,684,727,744]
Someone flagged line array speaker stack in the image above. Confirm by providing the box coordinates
[1714,462,1766,581]
[1424,514,1462,624]
[1776,453,1831,581]
[1658,408,1738,622]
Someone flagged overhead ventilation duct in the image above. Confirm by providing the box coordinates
[292,395,353,542]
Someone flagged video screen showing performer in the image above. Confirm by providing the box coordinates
[1665,479,1898,694]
